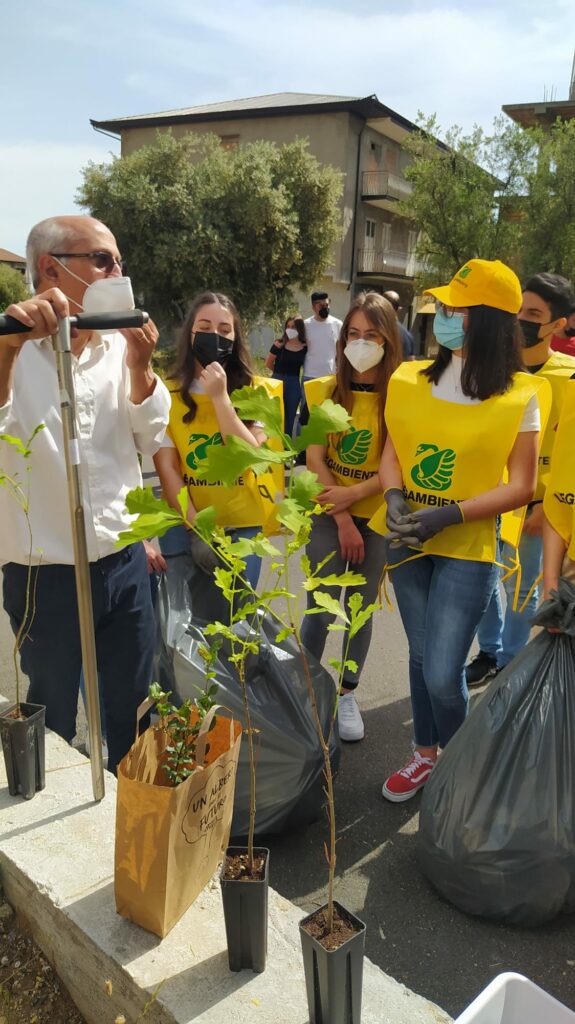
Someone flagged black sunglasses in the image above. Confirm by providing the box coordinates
[51,251,124,273]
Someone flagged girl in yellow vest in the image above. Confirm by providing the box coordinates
[543,376,575,596]
[154,290,281,592]
[379,259,547,802]
[466,272,575,685]
[301,292,402,741]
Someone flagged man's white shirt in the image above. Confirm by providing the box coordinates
[0,332,170,564]
[302,314,343,377]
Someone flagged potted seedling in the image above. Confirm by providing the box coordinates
[114,640,243,938]
[0,427,46,800]
[119,385,378,1004]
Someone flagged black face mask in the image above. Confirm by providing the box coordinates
[519,319,548,348]
[193,331,234,367]
[318,306,329,319]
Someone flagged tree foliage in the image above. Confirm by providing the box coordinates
[399,115,539,286]
[0,265,30,311]
[77,132,343,332]
[521,118,575,283]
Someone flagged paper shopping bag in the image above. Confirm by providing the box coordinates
[115,706,242,937]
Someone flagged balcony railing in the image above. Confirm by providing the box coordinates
[361,170,412,201]
[357,248,417,276]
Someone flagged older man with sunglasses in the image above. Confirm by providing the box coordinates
[0,215,170,775]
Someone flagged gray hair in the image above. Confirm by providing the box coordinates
[25,217,86,289]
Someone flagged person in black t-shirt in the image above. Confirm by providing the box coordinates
[265,315,307,436]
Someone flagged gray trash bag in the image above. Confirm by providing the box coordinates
[154,554,341,837]
[417,577,575,926]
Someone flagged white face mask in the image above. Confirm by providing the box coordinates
[285,327,299,340]
[344,338,385,373]
[53,257,135,314]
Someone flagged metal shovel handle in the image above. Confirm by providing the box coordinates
[0,310,149,336]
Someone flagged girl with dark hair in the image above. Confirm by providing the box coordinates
[265,314,307,436]
[376,259,550,802]
[154,291,282,591]
[300,291,402,741]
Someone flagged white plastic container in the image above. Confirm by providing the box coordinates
[455,972,575,1023]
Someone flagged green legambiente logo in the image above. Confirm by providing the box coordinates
[336,428,373,466]
[186,432,223,471]
[410,443,456,491]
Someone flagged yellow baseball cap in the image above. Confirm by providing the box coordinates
[425,259,522,314]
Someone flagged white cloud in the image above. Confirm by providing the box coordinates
[0,142,116,256]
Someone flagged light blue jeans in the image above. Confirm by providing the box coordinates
[476,532,542,667]
[389,547,499,749]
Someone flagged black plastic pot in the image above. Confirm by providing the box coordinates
[220,846,269,973]
[0,702,46,800]
[299,900,366,1024]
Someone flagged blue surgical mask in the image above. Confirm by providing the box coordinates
[433,308,466,350]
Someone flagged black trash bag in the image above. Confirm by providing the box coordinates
[154,555,341,837]
[417,577,575,926]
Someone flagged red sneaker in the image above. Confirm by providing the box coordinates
[382,751,435,802]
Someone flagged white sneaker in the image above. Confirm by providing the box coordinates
[337,692,365,742]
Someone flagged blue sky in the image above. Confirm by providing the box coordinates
[2,0,573,256]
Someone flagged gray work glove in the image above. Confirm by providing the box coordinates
[189,531,221,576]
[385,487,413,531]
[388,503,464,548]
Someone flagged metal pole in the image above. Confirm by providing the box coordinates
[52,317,105,801]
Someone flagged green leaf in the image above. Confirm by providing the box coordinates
[193,506,217,542]
[277,497,309,534]
[312,591,349,622]
[117,510,182,546]
[196,434,287,486]
[125,486,174,517]
[343,659,358,674]
[226,534,282,559]
[348,597,380,639]
[294,400,351,453]
[230,385,287,442]
[291,469,323,509]
[275,627,294,643]
[304,570,366,591]
[176,485,188,520]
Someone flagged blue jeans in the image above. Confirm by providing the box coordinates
[159,524,261,589]
[389,547,499,749]
[477,532,542,667]
[273,373,302,438]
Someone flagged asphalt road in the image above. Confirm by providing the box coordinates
[1,571,574,1020]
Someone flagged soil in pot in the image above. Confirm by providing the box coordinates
[301,904,362,952]
[221,849,267,881]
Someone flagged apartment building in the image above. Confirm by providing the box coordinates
[91,92,428,328]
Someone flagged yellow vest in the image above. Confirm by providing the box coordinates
[368,361,549,563]
[499,351,573,555]
[544,377,575,562]
[167,376,284,531]
[304,376,382,518]
[534,351,575,500]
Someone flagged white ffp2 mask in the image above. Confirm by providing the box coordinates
[343,338,385,373]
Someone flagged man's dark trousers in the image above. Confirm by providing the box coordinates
[2,542,155,775]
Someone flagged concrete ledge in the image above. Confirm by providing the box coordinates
[0,713,452,1024]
